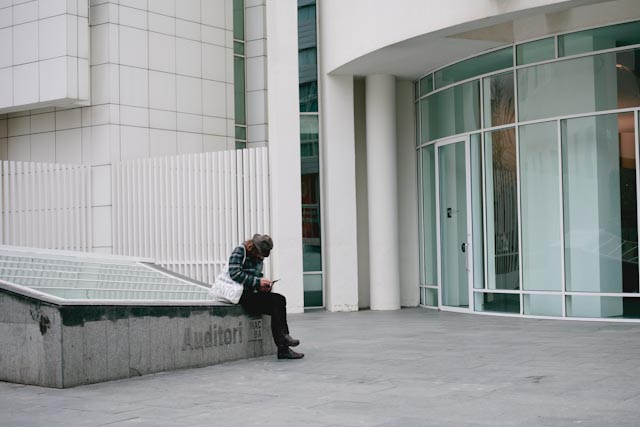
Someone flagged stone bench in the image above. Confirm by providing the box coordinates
[0,289,276,388]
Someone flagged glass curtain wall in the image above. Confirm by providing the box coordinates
[416,20,640,320]
[298,0,323,307]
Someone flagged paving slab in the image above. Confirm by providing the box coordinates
[2,308,640,426]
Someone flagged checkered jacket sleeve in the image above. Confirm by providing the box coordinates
[228,245,263,292]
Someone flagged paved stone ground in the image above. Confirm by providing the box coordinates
[2,308,640,426]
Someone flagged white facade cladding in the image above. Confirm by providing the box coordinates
[0,1,287,306]
[312,0,640,320]
[3,0,640,320]
[0,0,90,112]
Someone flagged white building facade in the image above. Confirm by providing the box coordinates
[2,0,640,321]
[309,0,640,321]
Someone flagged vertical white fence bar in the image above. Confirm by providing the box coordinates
[0,161,91,251]
[108,148,270,280]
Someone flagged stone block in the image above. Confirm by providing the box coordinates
[82,320,108,384]
[105,314,130,381]
[1,288,277,388]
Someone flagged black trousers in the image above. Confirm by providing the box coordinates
[239,291,290,348]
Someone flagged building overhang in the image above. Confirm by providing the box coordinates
[329,0,637,80]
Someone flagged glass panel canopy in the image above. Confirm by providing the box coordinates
[0,250,211,302]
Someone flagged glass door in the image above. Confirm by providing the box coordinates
[436,137,473,310]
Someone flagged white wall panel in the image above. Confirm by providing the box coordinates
[13,63,38,105]
[148,12,175,36]
[112,148,270,282]
[148,0,175,17]
[176,19,200,41]
[0,27,12,68]
[55,128,82,164]
[13,22,37,65]
[30,132,55,162]
[149,32,176,73]
[0,7,12,29]
[119,66,149,108]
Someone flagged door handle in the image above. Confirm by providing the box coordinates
[462,242,470,272]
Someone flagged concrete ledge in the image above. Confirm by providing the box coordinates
[0,290,277,388]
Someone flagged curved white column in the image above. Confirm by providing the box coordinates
[366,74,401,310]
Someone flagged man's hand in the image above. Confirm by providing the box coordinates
[258,278,272,292]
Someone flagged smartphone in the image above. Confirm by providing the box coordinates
[270,279,280,285]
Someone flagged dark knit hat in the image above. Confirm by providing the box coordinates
[252,234,273,257]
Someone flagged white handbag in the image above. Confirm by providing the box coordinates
[209,246,246,304]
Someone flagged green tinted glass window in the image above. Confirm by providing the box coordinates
[420,80,480,141]
[234,41,245,56]
[484,128,519,291]
[519,122,562,292]
[300,115,322,273]
[234,56,246,125]
[419,74,433,97]
[420,145,436,286]
[434,47,513,89]
[303,273,322,307]
[524,294,562,317]
[562,113,638,294]
[516,37,555,65]
[567,296,640,319]
[235,126,246,140]
[474,292,520,313]
[483,72,515,127]
[233,0,244,41]
[559,20,640,57]
[518,48,640,122]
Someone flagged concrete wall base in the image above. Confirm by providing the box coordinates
[0,290,277,388]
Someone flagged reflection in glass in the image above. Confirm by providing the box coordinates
[425,288,438,307]
[485,128,519,290]
[566,296,640,319]
[559,20,640,57]
[474,292,519,313]
[439,141,468,308]
[516,37,555,65]
[524,294,562,317]
[421,146,437,286]
[562,113,637,301]
[483,72,515,128]
[303,273,323,307]
[420,287,438,307]
[435,47,513,89]
[470,134,484,289]
[519,122,562,291]
[421,80,480,141]
[298,50,318,112]
[518,48,640,122]
[298,3,318,112]
[300,116,322,272]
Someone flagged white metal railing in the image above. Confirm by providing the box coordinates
[112,148,271,283]
[0,161,92,251]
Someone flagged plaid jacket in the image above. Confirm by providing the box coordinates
[228,245,263,292]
